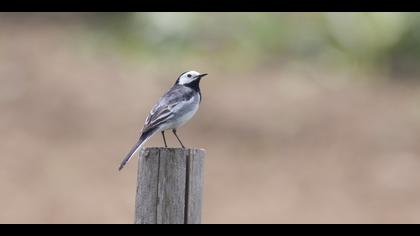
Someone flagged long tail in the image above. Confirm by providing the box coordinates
[118,130,154,171]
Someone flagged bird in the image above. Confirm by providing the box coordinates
[118,70,207,171]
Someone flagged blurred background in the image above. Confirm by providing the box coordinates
[1,12,420,224]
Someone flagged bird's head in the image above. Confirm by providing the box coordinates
[175,70,208,86]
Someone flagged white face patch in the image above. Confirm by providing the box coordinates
[177,71,201,85]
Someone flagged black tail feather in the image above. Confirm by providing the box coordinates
[118,128,158,171]
[118,140,142,171]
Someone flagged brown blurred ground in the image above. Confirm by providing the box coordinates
[1,17,420,224]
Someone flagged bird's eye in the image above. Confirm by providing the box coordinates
[187,74,192,78]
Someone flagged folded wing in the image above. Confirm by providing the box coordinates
[142,85,195,134]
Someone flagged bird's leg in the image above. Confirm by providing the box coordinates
[172,129,185,148]
[161,131,168,148]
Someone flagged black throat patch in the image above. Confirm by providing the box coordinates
[184,79,202,103]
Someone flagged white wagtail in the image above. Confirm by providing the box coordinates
[119,70,207,171]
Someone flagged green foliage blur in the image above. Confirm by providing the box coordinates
[74,13,420,77]
[6,12,420,77]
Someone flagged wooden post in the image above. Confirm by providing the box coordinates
[135,147,205,224]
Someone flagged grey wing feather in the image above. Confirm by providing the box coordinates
[142,85,194,133]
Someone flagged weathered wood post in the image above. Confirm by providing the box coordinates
[135,147,205,224]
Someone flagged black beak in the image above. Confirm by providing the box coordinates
[197,73,208,78]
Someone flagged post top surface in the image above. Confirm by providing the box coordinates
[140,147,206,154]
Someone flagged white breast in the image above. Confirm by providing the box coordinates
[175,102,199,127]
[160,94,200,131]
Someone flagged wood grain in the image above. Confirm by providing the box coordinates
[135,147,205,224]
